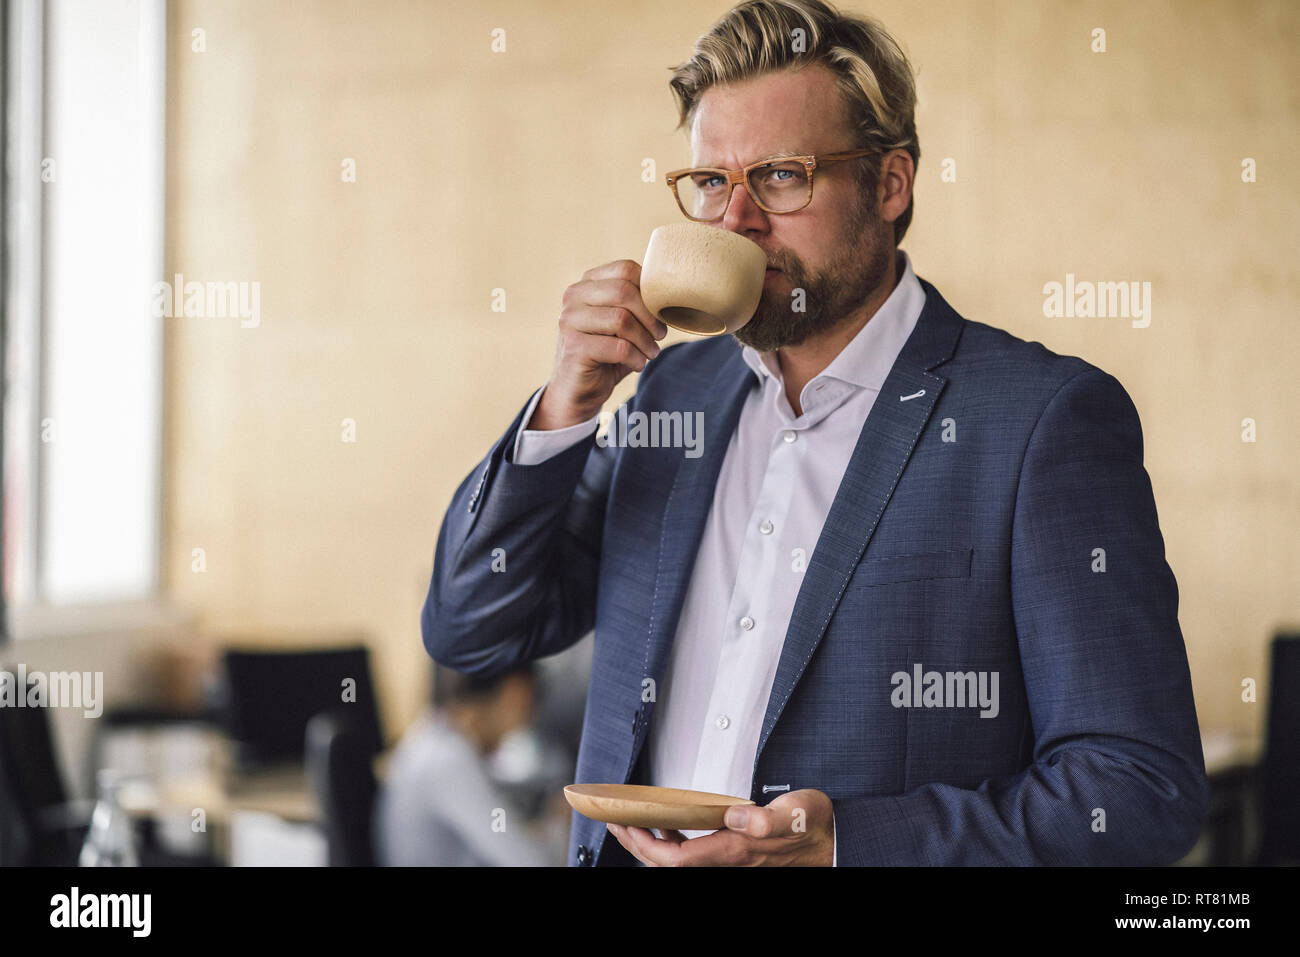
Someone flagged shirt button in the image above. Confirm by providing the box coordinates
[759,519,774,535]
[715,714,731,730]
[783,430,797,443]
[739,615,754,630]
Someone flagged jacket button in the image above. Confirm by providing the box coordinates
[576,845,592,866]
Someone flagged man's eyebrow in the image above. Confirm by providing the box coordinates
[695,149,805,168]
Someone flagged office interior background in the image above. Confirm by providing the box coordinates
[0,0,1296,866]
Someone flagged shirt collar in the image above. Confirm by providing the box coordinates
[740,249,926,400]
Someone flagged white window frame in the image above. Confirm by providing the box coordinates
[4,0,167,638]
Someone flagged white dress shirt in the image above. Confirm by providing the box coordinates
[512,250,927,865]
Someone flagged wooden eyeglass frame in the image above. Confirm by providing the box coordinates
[664,149,876,221]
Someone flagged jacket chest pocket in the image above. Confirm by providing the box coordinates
[846,546,973,588]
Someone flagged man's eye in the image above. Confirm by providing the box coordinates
[758,166,801,186]
[694,175,725,190]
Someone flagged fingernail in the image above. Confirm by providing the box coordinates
[725,808,748,829]
[651,343,661,357]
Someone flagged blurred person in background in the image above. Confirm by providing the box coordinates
[374,662,557,866]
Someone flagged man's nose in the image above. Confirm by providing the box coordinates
[720,181,768,235]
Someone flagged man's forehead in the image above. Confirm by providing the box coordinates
[689,119,828,167]
[687,66,850,165]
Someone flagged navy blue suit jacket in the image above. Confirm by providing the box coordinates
[422,277,1209,865]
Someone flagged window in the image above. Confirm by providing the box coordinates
[3,0,165,631]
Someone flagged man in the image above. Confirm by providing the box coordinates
[422,0,1208,865]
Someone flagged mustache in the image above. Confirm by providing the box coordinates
[759,249,802,273]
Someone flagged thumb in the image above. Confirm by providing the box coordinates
[724,806,750,830]
[724,803,776,836]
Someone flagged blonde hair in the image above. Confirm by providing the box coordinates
[669,0,920,244]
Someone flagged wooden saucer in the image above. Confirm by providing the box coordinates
[563,783,754,830]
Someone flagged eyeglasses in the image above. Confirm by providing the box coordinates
[664,149,875,222]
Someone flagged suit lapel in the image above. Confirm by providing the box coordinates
[754,280,966,764]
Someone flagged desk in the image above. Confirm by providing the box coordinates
[94,712,405,865]
[160,764,318,823]
[119,763,319,864]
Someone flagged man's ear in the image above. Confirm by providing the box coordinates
[877,148,915,226]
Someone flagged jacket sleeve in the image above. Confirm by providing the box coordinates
[421,353,673,678]
[831,367,1210,865]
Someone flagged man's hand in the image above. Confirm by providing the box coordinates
[531,260,668,431]
[605,789,834,866]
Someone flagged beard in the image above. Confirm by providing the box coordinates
[732,192,892,353]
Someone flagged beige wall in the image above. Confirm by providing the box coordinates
[163,0,1299,745]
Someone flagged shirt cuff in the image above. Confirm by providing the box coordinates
[511,385,601,466]
[832,809,837,866]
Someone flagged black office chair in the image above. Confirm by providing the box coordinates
[0,682,222,866]
[1257,632,1300,865]
[0,677,90,865]
[305,711,377,866]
